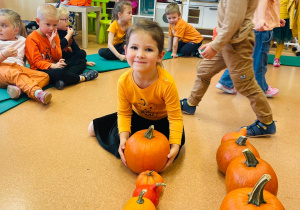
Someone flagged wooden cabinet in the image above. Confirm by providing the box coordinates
[0,0,57,21]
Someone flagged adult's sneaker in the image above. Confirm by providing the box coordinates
[180,98,196,115]
[216,83,237,94]
[265,86,279,98]
[241,120,276,137]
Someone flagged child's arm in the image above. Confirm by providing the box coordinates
[171,36,179,58]
[253,0,269,31]
[118,131,130,166]
[167,36,173,52]
[0,47,18,63]
[107,32,126,61]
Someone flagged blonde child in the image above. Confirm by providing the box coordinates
[0,8,52,104]
[57,7,97,73]
[181,0,276,137]
[25,4,98,90]
[165,3,203,58]
[272,0,293,67]
[89,19,185,172]
[98,1,132,61]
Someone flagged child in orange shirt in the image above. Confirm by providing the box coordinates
[89,20,185,172]
[25,4,98,90]
[0,8,51,104]
[166,3,203,58]
[98,1,132,61]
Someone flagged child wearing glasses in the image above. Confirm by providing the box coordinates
[25,4,98,90]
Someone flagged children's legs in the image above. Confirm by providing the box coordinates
[252,30,272,93]
[178,42,202,56]
[98,43,125,60]
[65,59,87,75]
[187,52,227,106]
[39,68,80,86]
[218,68,234,89]
[0,63,49,99]
[275,43,284,59]
[224,34,273,124]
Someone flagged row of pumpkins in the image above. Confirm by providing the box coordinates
[217,129,285,209]
[118,125,285,209]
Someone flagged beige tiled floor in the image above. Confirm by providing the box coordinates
[0,33,300,209]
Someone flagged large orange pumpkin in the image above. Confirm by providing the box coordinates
[124,125,170,174]
[132,183,166,207]
[226,149,278,195]
[221,128,247,142]
[123,189,156,210]
[136,170,164,194]
[220,174,284,210]
[216,136,260,174]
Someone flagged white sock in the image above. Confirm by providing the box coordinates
[34,89,42,98]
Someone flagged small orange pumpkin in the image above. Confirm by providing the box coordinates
[123,189,156,210]
[136,170,164,194]
[132,183,166,207]
[216,136,260,174]
[221,128,247,142]
[226,149,278,195]
[220,174,284,210]
[124,125,170,174]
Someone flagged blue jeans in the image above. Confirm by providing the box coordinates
[218,30,273,92]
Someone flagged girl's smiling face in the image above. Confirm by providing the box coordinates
[0,16,19,41]
[125,31,164,74]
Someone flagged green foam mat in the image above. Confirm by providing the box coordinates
[0,89,11,101]
[0,95,29,115]
[86,51,182,72]
[268,54,300,67]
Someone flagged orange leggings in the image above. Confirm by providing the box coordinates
[0,63,49,99]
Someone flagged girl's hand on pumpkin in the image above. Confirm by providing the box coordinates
[119,132,129,166]
[160,144,180,172]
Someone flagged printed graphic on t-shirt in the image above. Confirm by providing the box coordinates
[138,98,158,117]
[40,47,53,61]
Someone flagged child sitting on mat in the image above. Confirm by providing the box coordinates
[0,8,52,104]
[165,3,203,58]
[98,1,132,61]
[25,4,98,90]
[57,7,95,72]
[89,19,185,172]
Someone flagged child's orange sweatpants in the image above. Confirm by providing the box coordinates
[0,63,49,99]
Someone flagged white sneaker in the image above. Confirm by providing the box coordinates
[216,83,237,94]
[7,85,22,99]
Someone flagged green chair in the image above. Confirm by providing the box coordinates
[88,0,110,33]
[98,0,111,44]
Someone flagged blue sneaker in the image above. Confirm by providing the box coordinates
[180,98,196,115]
[242,120,276,137]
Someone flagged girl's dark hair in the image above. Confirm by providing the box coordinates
[112,0,132,22]
[126,19,164,54]
[0,8,27,38]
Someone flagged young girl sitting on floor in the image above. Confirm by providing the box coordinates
[89,19,185,172]
[98,1,132,61]
[0,8,52,104]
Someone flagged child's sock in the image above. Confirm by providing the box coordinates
[187,100,195,107]
[34,89,42,98]
[79,75,85,82]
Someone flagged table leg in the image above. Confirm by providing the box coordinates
[81,11,88,49]
[95,11,101,44]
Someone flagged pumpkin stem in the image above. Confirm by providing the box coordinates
[243,149,259,167]
[248,174,271,206]
[148,170,154,176]
[155,183,167,188]
[144,125,155,140]
[235,136,247,146]
[136,189,147,204]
